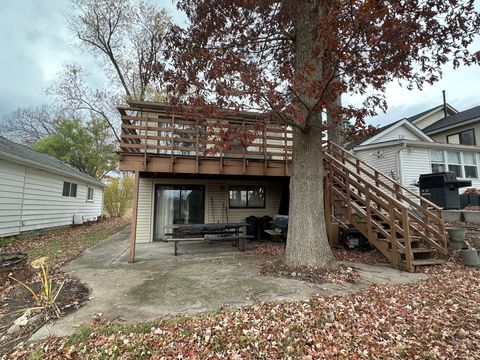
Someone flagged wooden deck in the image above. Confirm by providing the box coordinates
[118,102,292,176]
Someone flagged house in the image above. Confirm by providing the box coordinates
[352,104,480,198]
[119,101,290,251]
[119,101,447,272]
[0,136,105,238]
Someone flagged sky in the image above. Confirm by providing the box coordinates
[0,0,479,127]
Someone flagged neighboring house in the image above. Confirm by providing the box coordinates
[118,101,290,252]
[422,106,480,145]
[0,136,105,238]
[353,104,480,198]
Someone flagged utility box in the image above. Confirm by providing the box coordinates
[419,172,471,209]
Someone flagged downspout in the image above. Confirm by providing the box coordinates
[396,141,407,186]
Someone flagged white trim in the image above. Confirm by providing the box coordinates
[354,139,480,152]
[361,119,434,146]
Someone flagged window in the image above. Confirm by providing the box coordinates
[87,187,94,201]
[431,150,446,173]
[447,151,462,178]
[62,181,77,197]
[447,129,475,145]
[229,186,265,208]
[463,152,478,179]
[431,150,478,179]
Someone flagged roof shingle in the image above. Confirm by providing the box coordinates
[423,106,480,133]
[0,136,103,186]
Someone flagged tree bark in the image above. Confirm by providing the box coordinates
[285,2,335,268]
[286,126,335,268]
[327,92,344,146]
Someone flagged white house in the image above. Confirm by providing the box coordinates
[353,105,480,200]
[0,136,105,238]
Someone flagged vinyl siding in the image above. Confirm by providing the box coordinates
[374,126,424,143]
[0,159,25,236]
[412,109,448,130]
[135,177,286,243]
[0,158,104,237]
[355,145,401,181]
[399,147,431,202]
[428,122,480,145]
[136,177,153,243]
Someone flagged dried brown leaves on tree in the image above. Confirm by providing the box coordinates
[164,0,480,268]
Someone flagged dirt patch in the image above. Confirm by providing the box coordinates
[260,259,359,284]
[247,241,389,266]
[0,261,34,294]
[0,277,89,355]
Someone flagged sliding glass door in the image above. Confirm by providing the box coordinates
[153,185,204,240]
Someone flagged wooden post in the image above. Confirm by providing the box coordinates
[195,119,199,173]
[402,207,413,272]
[128,171,140,263]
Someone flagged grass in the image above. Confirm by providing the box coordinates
[0,236,18,249]
[67,321,156,346]
[1,217,130,267]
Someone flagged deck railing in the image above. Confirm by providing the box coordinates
[119,106,293,163]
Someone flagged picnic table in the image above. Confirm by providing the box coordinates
[164,222,252,255]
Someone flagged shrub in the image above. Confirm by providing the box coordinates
[103,176,134,217]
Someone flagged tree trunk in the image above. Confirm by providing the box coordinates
[285,2,335,268]
[327,92,344,145]
[285,125,335,268]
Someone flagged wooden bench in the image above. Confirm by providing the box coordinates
[165,235,254,255]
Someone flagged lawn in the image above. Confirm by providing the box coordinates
[1,216,130,269]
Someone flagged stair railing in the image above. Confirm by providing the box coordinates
[325,141,447,255]
[325,151,413,270]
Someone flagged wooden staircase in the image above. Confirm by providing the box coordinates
[323,141,448,272]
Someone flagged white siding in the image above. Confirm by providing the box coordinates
[136,177,153,243]
[399,147,431,201]
[374,126,423,143]
[0,159,25,237]
[0,158,104,237]
[135,177,286,243]
[355,145,401,181]
[412,109,447,130]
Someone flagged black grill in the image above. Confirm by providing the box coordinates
[418,172,471,209]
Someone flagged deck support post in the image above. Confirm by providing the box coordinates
[129,171,140,263]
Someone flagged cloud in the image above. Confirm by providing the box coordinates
[0,0,478,128]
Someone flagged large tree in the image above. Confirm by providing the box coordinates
[165,0,480,268]
[0,105,67,147]
[33,117,118,180]
[48,0,171,141]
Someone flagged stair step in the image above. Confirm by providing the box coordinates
[398,247,437,254]
[412,259,446,266]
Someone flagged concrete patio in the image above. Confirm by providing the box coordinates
[32,227,428,340]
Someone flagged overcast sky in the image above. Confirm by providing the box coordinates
[0,0,479,127]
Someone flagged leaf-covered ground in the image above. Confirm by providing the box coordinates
[6,258,480,359]
[0,217,130,355]
[1,216,130,271]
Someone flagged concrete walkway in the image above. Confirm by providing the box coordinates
[32,227,428,340]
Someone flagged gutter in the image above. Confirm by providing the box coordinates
[354,139,480,152]
[424,117,480,135]
[0,151,105,188]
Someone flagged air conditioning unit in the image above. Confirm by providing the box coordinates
[73,214,84,225]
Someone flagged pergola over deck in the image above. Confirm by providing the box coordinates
[118,101,293,177]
